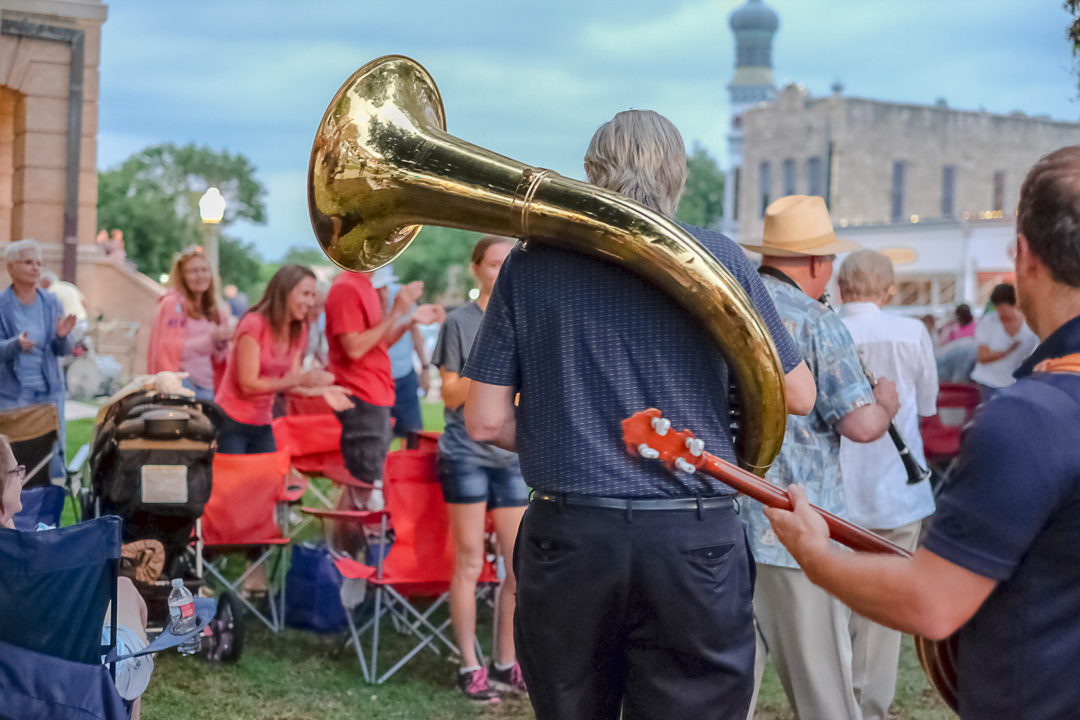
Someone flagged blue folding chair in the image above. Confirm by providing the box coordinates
[0,515,213,719]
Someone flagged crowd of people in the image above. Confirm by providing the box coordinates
[2,120,1079,720]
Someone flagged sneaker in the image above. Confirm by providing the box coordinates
[489,662,528,696]
[457,666,500,702]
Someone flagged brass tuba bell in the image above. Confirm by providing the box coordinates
[308,55,787,475]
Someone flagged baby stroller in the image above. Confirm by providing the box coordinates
[85,389,244,663]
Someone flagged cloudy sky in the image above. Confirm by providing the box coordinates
[96,0,1080,261]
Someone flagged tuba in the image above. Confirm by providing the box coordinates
[308,54,959,712]
[308,55,786,475]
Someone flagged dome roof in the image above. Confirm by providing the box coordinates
[729,0,779,33]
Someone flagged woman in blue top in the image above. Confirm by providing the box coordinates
[432,235,528,700]
[0,239,76,479]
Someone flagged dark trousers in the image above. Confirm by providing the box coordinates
[513,498,756,720]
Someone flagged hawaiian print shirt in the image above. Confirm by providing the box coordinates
[740,274,875,568]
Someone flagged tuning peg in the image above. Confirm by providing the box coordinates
[685,437,705,457]
[675,458,697,474]
[637,443,660,460]
[651,417,671,436]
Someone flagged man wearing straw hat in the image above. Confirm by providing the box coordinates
[740,195,901,719]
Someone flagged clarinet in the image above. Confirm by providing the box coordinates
[858,356,933,485]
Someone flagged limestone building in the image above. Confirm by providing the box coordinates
[1,0,160,376]
[721,2,1080,308]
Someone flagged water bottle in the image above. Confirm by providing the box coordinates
[167,578,201,655]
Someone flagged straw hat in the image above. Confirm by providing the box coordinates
[740,195,860,257]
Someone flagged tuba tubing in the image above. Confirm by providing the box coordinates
[309,55,787,475]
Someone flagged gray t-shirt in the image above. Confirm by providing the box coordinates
[431,302,519,468]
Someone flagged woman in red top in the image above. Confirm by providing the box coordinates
[215,264,335,454]
[147,246,232,400]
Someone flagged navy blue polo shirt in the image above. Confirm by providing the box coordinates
[921,314,1080,719]
[462,224,801,498]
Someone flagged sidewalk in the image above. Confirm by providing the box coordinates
[65,399,99,421]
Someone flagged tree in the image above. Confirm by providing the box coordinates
[97,142,266,285]
[677,144,725,229]
[280,244,330,268]
[1068,1,1080,93]
[393,225,480,304]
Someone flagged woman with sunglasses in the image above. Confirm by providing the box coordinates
[148,246,233,401]
[0,239,76,478]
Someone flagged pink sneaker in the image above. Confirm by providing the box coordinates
[489,662,528,696]
[457,666,500,702]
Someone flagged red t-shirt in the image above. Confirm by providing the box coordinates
[214,312,305,425]
[325,272,395,406]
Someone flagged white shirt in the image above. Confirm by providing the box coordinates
[838,302,938,529]
[969,310,1039,389]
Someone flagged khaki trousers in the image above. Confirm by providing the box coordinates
[849,520,923,720]
[748,564,861,720]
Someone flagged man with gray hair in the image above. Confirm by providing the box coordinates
[462,110,814,719]
[836,249,938,720]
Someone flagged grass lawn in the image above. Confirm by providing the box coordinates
[63,405,955,719]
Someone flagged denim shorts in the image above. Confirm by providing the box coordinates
[438,455,529,509]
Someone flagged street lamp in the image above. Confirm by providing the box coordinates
[198,187,226,286]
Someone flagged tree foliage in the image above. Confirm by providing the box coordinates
[96,143,266,290]
[1068,1,1080,94]
[393,225,480,303]
[676,144,725,229]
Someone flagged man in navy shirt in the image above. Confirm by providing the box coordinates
[463,109,814,720]
[764,145,1080,720]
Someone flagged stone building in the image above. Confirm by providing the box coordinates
[719,0,1080,309]
[1,0,160,377]
[735,84,1080,306]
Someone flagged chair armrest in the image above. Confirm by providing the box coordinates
[104,597,216,662]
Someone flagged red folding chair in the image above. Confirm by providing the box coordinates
[921,382,981,479]
[329,449,497,684]
[200,449,304,633]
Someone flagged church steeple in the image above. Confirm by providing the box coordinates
[728,0,779,108]
[722,0,779,241]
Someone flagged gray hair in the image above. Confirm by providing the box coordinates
[5,238,41,265]
[584,110,687,217]
[837,249,895,301]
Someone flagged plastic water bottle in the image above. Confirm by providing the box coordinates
[167,578,201,655]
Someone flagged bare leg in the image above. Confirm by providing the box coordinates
[115,577,148,720]
[490,505,525,666]
[448,501,488,668]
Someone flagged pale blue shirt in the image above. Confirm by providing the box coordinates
[741,276,874,568]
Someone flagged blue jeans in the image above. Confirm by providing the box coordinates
[181,377,214,403]
[390,369,423,438]
[437,455,528,508]
[216,413,276,454]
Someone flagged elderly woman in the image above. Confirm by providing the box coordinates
[0,240,75,476]
[147,246,232,400]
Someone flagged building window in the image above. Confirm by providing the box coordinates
[732,167,740,221]
[993,171,1005,212]
[942,165,956,218]
[807,157,824,198]
[782,158,796,196]
[891,161,906,222]
[892,274,957,307]
[759,161,771,216]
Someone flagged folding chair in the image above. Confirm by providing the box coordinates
[200,449,303,633]
[0,403,59,489]
[0,516,212,720]
[921,382,981,484]
[329,449,497,684]
[272,411,359,509]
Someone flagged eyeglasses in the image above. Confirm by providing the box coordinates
[7,465,27,487]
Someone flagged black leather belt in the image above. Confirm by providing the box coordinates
[532,491,737,512]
